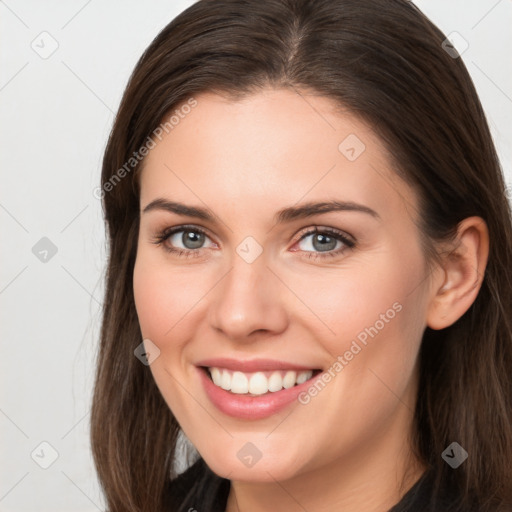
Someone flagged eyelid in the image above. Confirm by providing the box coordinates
[294,225,355,245]
[151,224,216,248]
[151,224,356,259]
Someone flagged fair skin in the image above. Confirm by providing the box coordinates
[132,88,488,511]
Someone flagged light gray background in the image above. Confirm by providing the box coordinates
[1,1,511,510]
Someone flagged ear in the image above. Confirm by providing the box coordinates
[426,217,489,330]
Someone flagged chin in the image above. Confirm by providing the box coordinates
[198,442,308,483]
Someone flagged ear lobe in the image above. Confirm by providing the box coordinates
[426,217,489,330]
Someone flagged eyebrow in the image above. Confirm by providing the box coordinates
[142,198,380,223]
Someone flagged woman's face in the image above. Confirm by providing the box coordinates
[133,88,434,484]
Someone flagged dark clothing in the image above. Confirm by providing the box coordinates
[167,458,487,511]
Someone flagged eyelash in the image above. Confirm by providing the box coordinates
[151,225,356,261]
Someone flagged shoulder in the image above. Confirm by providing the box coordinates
[388,469,511,512]
[165,458,230,512]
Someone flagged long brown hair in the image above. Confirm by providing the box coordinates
[91,0,512,510]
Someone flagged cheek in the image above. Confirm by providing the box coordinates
[133,259,171,340]
[132,252,201,410]
[133,252,208,342]
[289,262,412,347]
[297,281,426,466]
[294,246,427,391]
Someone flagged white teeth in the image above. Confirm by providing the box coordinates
[220,370,231,390]
[211,367,222,386]
[268,371,283,392]
[207,367,314,394]
[283,371,296,389]
[230,371,248,394]
[248,372,268,395]
[296,371,310,384]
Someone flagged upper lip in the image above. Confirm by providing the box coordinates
[196,357,320,373]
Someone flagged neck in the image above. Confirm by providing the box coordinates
[226,441,426,512]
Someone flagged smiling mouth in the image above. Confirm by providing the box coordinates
[201,366,322,396]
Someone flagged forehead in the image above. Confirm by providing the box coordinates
[138,88,419,227]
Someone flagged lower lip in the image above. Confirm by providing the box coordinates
[197,367,321,420]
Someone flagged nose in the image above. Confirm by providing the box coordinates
[208,252,289,343]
